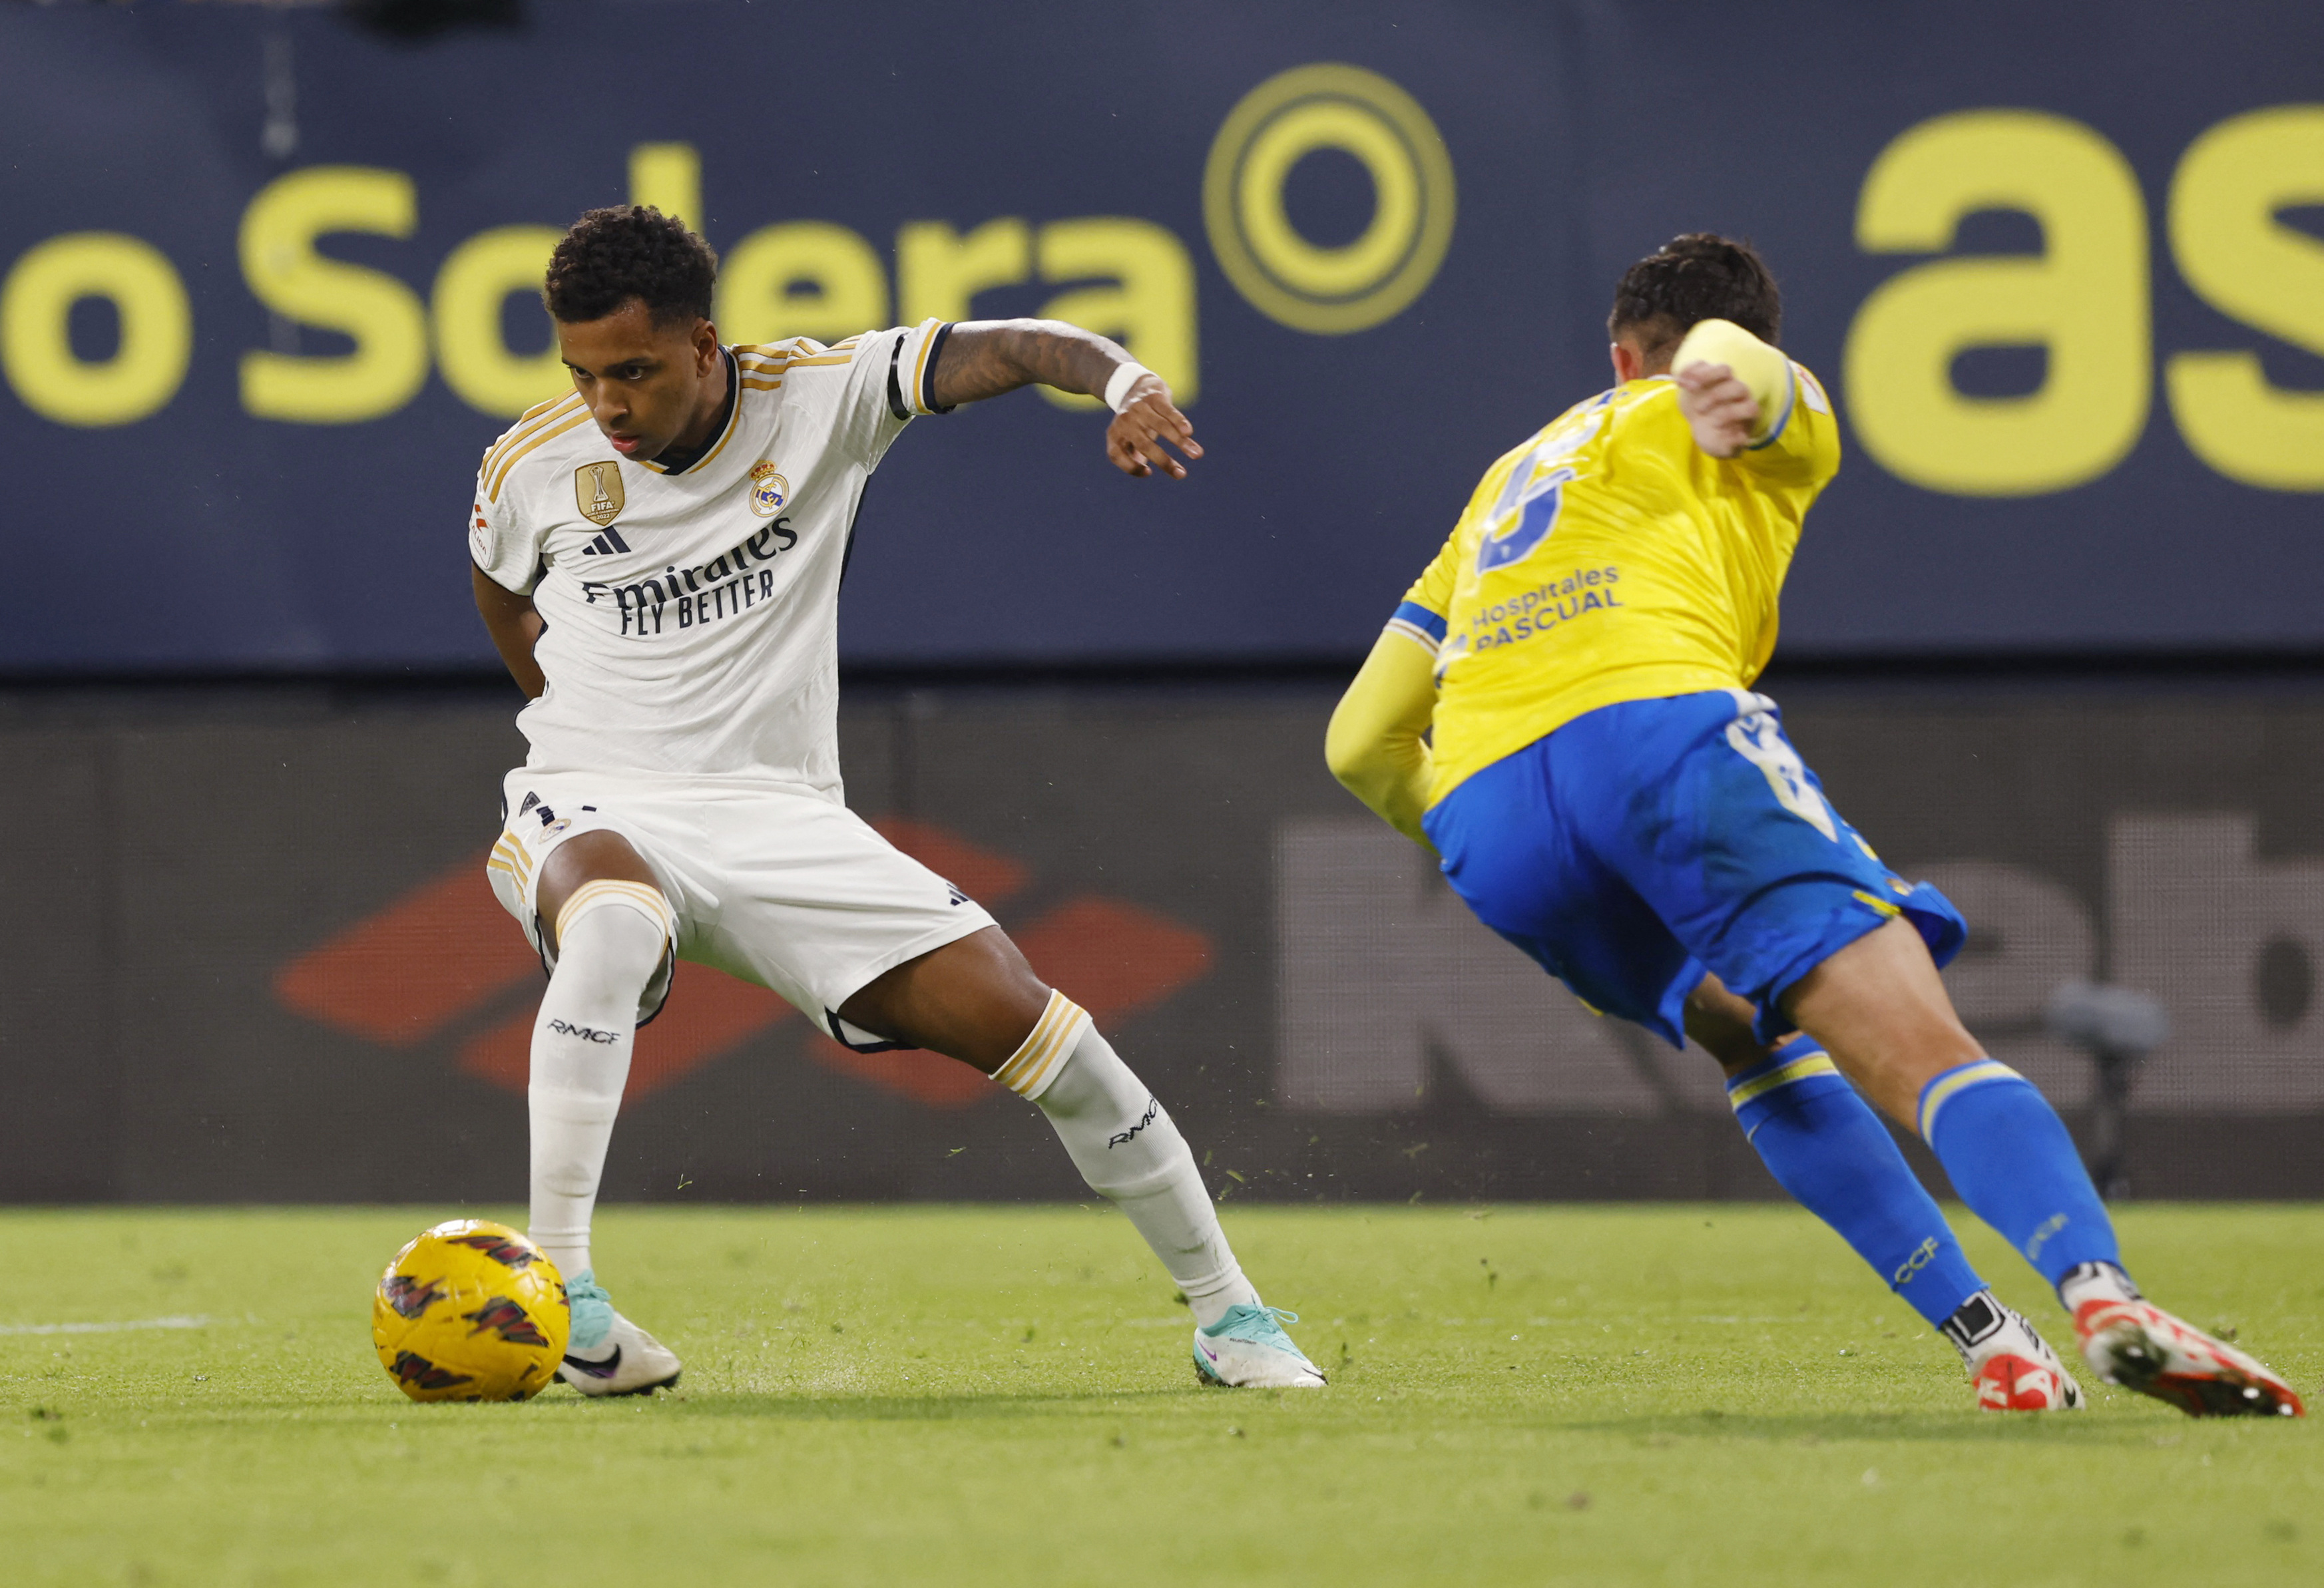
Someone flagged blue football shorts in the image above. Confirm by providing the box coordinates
[1421,688,1965,1048]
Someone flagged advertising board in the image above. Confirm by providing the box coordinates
[3,1,2319,670]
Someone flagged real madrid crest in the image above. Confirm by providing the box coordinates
[575,462,625,528]
[748,460,790,518]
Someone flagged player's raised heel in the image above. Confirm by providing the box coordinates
[557,1271,683,1397]
[2073,1298,2303,1418]
[1191,1304,1327,1389]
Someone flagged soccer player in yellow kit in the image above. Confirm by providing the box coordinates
[1327,235,2300,1418]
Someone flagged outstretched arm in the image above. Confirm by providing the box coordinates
[473,564,546,699]
[929,317,1202,479]
[1325,630,1441,849]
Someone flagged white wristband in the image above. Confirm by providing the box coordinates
[1103,361,1153,414]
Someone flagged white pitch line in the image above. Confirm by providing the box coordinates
[0,1315,210,1336]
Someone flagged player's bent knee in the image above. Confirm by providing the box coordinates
[1784,921,1978,1046]
[537,830,660,952]
[969,932,1057,1052]
[551,881,674,1012]
[838,926,1052,1070]
[558,879,672,954]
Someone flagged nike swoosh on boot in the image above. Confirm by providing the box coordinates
[563,1344,622,1379]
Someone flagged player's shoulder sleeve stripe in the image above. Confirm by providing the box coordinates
[736,345,794,391]
[486,405,594,500]
[482,390,582,469]
[786,331,863,369]
[769,333,861,357]
[1793,361,1831,415]
[481,392,585,481]
[480,395,584,488]
[1386,599,1448,651]
[740,335,830,362]
[506,390,571,428]
[744,333,873,371]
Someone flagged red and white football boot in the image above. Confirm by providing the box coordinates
[1945,1292,2085,1411]
[2073,1296,2305,1419]
[1973,1344,2082,1410]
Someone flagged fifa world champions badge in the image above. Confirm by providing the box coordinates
[748,460,789,518]
[575,461,625,527]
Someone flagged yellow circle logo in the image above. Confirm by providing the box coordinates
[1204,63,1457,335]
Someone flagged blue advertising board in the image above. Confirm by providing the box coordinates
[1,0,2319,671]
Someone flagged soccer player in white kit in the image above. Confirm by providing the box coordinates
[468,206,1322,1396]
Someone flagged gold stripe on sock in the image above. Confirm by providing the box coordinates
[555,879,673,946]
[1012,1008,1089,1099]
[994,991,1090,1099]
[1917,1058,2022,1141]
[993,992,1072,1092]
[1726,1052,1838,1113]
[993,994,1072,1095]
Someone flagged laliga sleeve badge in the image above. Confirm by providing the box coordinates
[748,461,789,518]
[575,461,625,527]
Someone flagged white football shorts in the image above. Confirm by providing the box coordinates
[484,767,997,1042]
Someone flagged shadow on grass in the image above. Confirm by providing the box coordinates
[666,1387,1190,1424]
[1566,1408,2194,1446]
[154,1382,1214,1426]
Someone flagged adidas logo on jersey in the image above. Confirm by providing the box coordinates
[581,527,633,556]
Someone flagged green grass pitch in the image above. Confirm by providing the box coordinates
[4,1204,2319,1586]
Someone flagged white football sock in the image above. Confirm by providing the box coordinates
[997,992,1261,1328]
[527,881,671,1282]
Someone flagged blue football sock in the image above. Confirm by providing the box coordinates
[1918,1059,2122,1290]
[1727,1037,1982,1328]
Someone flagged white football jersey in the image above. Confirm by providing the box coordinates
[468,318,951,795]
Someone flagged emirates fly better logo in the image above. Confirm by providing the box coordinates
[273,819,1212,1108]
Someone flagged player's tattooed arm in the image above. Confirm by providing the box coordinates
[472,564,547,699]
[930,317,1202,479]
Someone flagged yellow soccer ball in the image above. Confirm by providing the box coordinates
[371,1219,569,1402]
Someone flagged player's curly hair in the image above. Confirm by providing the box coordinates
[1608,234,1781,355]
[543,205,718,327]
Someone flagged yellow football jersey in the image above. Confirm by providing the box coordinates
[1396,338,1839,806]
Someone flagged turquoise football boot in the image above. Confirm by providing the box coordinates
[556,1270,682,1397]
[1192,1304,1326,1388]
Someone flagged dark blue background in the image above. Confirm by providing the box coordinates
[1,0,2318,672]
